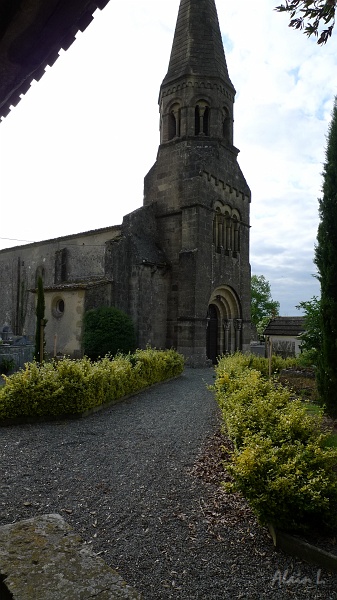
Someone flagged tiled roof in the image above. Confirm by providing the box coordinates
[0,0,110,122]
[31,278,113,293]
[263,317,306,337]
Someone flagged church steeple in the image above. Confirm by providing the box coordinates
[143,0,251,365]
[162,0,234,89]
[159,0,236,145]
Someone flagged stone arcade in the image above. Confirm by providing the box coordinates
[0,0,251,366]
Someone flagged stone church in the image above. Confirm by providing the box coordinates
[0,0,251,366]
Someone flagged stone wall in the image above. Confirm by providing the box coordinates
[0,344,34,371]
[0,226,121,339]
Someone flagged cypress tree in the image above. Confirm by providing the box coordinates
[314,96,337,417]
[34,276,46,363]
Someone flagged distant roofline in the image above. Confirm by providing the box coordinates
[0,223,121,254]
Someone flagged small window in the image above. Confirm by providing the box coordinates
[223,107,230,142]
[224,212,231,252]
[203,106,210,136]
[52,296,65,318]
[168,111,176,140]
[233,216,240,254]
[57,299,65,314]
[213,207,224,253]
[195,105,200,135]
[167,103,181,141]
[54,248,68,284]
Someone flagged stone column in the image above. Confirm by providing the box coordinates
[234,318,242,351]
[223,319,230,354]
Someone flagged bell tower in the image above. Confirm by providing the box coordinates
[159,0,235,147]
[144,0,251,364]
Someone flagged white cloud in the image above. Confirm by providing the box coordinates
[0,0,335,314]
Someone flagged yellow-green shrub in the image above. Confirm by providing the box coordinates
[0,348,184,421]
[216,366,321,449]
[215,351,297,382]
[226,434,337,531]
[214,352,337,532]
[133,347,184,384]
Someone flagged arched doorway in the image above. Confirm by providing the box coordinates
[206,286,242,362]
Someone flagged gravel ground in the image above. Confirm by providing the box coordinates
[1,367,337,599]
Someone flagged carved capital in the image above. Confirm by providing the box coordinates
[234,318,242,331]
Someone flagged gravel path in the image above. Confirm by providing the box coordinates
[2,367,337,599]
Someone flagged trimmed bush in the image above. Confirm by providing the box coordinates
[213,352,337,532]
[226,434,337,532]
[83,306,136,360]
[0,348,184,421]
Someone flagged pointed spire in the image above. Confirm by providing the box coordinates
[162,0,233,89]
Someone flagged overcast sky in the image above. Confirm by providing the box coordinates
[1,0,336,315]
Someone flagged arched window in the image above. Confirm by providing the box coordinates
[223,107,230,143]
[203,106,210,136]
[213,211,217,245]
[54,248,68,284]
[168,111,176,140]
[195,101,210,136]
[224,211,231,252]
[233,215,240,254]
[168,103,181,140]
[195,105,201,135]
[213,207,223,252]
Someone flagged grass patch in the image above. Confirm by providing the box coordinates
[323,433,337,449]
[303,400,322,416]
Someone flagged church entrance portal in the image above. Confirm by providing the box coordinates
[206,286,243,363]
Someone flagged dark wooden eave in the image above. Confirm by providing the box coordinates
[263,317,306,337]
[0,0,110,122]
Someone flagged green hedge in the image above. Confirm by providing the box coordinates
[0,348,184,421]
[213,353,337,532]
[83,306,136,360]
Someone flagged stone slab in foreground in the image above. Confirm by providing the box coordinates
[0,514,141,599]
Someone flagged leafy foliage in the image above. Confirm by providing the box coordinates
[227,434,337,531]
[213,353,337,531]
[0,357,15,375]
[251,275,280,334]
[83,306,136,360]
[275,1,336,45]
[314,97,337,417]
[296,296,321,365]
[0,348,184,421]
